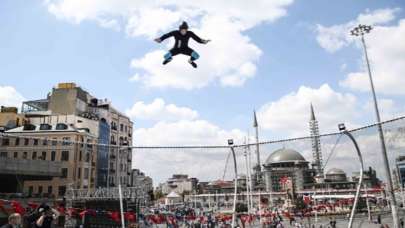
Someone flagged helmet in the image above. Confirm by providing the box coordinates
[179,21,189,30]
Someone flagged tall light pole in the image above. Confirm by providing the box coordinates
[350,24,399,227]
[228,139,238,228]
[338,124,365,228]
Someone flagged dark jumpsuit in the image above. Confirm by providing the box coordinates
[159,30,204,61]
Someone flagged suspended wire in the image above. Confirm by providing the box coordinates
[0,114,404,149]
[222,150,232,180]
[322,133,343,171]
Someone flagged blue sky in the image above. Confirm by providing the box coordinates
[1,0,405,143]
[2,0,405,182]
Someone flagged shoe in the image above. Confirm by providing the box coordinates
[163,58,172,65]
[189,60,197,68]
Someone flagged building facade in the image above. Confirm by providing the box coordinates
[131,169,153,205]
[4,123,97,197]
[20,83,133,188]
[159,174,198,195]
[395,156,405,188]
[0,106,26,132]
[263,148,315,193]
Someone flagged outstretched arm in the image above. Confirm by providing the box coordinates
[190,31,210,44]
[155,31,176,43]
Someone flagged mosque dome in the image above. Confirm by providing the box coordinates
[326,168,346,175]
[265,148,306,165]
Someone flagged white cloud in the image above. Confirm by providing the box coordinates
[128,100,248,183]
[315,8,399,53]
[316,8,405,95]
[340,19,405,95]
[130,15,262,89]
[0,86,25,108]
[131,118,246,182]
[133,119,245,146]
[257,84,358,137]
[125,98,198,121]
[46,0,293,89]
[363,98,405,121]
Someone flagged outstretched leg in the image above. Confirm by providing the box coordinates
[162,49,180,65]
[163,52,172,65]
[183,48,199,68]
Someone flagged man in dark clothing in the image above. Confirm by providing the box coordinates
[155,21,210,68]
[31,204,59,228]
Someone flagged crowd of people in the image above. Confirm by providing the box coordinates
[1,203,60,228]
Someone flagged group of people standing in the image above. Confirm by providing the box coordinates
[1,204,59,228]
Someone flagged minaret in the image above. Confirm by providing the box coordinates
[253,110,261,174]
[310,103,323,176]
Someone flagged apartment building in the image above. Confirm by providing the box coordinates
[4,123,97,197]
[21,83,133,188]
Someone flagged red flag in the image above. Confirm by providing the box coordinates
[108,211,121,222]
[10,201,25,215]
[303,195,311,205]
[57,206,65,214]
[124,212,136,222]
[27,202,39,210]
[79,210,87,219]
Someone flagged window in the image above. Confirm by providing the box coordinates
[33,139,39,146]
[15,138,20,146]
[41,151,46,160]
[58,186,66,196]
[28,186,33,195]
[13,152,18,158]
[52,138,57,146]
[56,123,68,130]
[23,124,36,131]
[51,151,56,161]
[23,152,27,159]
[62,137,71,146]
[78,168,81,179]
[61,168,68,178]
[84,168,89,179]
[2,138,10,146]
[38,186,43,194]
[32,151,37,160]
[120,124,124,131]
[39,124,52,131]
[61,151,69,161]
[79,151,82,161]
[42,138,48,146]
[125,125,127,132]
[47,186,52,194]
[85,153,90,163]
[24,138,29,146]
[0,152,7,158]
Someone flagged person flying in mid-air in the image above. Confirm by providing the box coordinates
[154,21,210,68]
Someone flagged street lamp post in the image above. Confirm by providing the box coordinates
[228,139,238,228]
[338,124,365,228]
[350,24,399,227]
